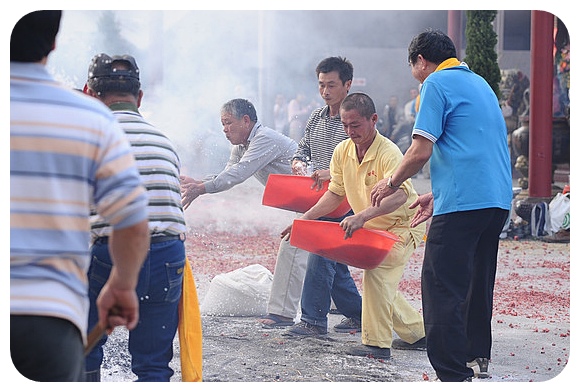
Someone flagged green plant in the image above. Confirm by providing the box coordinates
[464,10,502,99]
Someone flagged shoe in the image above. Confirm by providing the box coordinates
[287,321,327,336]
[333,317,361,333]
[541,229,570,243]
[347,344,391,360]
[391,336,427,350]
[467,357,489,379]
[258,313,295,329]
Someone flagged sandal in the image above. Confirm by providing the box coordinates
[258,313,295,329]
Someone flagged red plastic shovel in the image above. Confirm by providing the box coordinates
[289,219,399,270]
[262,174,351,218]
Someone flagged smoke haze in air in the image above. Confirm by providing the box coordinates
[47,10,447,176]
[42,10,448,232]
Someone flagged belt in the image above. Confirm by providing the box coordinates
[93,233,185,245]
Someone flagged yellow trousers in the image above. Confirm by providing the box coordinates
[361,230,425,348]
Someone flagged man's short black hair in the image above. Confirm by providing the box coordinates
[11,10,62,62]
[408,29,457,66]
[315,56,354,85]
[340,92,376,119]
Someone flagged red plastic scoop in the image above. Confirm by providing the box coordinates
[289,219,399,270]
[262,174,351,218]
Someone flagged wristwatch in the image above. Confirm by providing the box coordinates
[386,176,399,189]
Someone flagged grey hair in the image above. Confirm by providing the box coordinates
[221,98,258,122]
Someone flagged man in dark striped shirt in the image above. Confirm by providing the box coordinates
[83,53,189,381]
[285,57,363,336]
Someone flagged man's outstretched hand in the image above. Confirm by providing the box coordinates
[409,192,434,228]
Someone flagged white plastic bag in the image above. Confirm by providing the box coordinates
[548,192,570,234]
[200,264,273,316]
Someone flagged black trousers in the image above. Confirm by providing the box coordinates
[11,315,85,382]
[421,208,509,382]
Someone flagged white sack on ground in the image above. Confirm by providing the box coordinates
[200,264,273,316]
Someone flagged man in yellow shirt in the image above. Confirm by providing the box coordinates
[283,92,426,358]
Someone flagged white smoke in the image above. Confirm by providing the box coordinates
[40,9,431,232]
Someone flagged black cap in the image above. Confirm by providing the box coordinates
[87,53,140,95]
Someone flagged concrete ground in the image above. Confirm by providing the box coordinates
[94,238,571,386]
[53,176,572,387]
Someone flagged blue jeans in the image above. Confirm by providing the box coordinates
[86,238,185,382]
[299,213,362,330]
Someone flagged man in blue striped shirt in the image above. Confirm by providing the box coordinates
[83,53,190,381]
[10,11,149,382]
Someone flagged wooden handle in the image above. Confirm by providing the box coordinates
[84,306,121,356]
[84,323,107,356]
